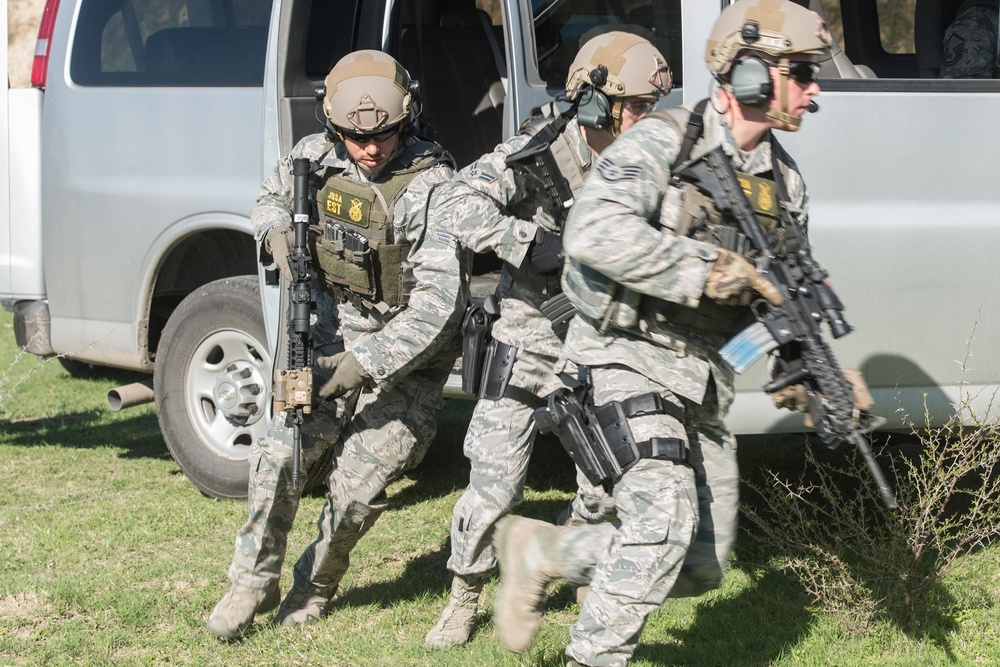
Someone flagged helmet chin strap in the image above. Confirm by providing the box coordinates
[763,58,801,130]
[610,98,624,137]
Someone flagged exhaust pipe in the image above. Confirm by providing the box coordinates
[107,379,155,412]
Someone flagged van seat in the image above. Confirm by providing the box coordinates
[413,7,506,168]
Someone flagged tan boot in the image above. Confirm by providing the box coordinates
[206,583,280,639]
[424,573,487,648]
[492,515,566,653]
[273,581,336,627]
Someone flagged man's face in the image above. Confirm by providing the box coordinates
[619,95,659,133]
[765,58,821,131]
[342,126,400,172]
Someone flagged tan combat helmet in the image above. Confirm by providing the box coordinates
[705,0,833,128]
[323,50,412,136]
[565,31,672,135]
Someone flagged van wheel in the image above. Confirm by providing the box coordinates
[155,277,271,499]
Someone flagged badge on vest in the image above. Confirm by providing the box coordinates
[320,185,373,229]
[734,171,777,218]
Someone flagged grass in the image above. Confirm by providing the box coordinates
[1,309,999,666]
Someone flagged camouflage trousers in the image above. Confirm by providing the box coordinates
[447,346,612,577]
[557,364,739,667]
[226,306,345,593]
[227,399,349,592]
[288,356,454,593]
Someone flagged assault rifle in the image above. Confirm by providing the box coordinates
[505,111,576,224]
[679,147,897,510]
[271,158,317,492]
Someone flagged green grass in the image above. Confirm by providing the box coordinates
[1,310,998,666]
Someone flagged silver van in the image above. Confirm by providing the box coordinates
[2,0,998,499]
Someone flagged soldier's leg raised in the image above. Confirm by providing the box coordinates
[565,366,699,667]
[276,366,447,625]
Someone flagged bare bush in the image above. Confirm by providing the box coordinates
[745,342,1000,629]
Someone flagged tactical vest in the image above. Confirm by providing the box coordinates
[563,99,794,336]
[309,140,450,311]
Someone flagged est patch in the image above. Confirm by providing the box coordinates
[320,185,372,228]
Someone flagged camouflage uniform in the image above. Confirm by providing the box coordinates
[552,93,809,667]
[434,116,612,582]
[941,0,999,78]
[222,130,464,608]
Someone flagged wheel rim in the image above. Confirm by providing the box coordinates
[184,328,272,462]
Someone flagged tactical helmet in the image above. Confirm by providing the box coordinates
[323,50,412,135]
[565,31,672,102]
[706,0,833,78]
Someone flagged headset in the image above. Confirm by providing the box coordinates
[728,55,773,106]
[575,65,612,130]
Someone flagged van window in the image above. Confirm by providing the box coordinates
[819,0,1000,84]
[71,0,273,86]
[531,0,682,87]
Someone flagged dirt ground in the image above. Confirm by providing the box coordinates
[8,0,47,88]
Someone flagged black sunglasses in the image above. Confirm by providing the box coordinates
[341,126,399,143]
[786,61,821,85]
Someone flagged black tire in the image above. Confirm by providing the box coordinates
[155,276,272,499]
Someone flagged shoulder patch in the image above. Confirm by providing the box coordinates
[467,162,496,183]
[433,228,458,249]
[595,159,642,182]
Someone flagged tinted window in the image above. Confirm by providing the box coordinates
[71,0,273,86]
[531,0,681,87]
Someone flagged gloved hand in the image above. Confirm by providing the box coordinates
[770,367,875,426]
[704,249,783,307]
[529,227,564,274]
[316,351,370,399]
[264,222,294,281]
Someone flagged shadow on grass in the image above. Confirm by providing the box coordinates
[638,563,815,667]
[0,408,168,459]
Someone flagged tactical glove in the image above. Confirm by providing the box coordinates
[529,227,565,274]
[264,222,294,281]
[704,249,783,307]
[316,351,370,399]
[770,367,875,427]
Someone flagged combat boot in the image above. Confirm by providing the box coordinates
[424,573,488,648]
[206,583,281,640]
[273,581,337,627]
[492,515,567,653]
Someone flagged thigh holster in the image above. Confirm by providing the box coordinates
[534,388,689,488]
[460,295,500,395]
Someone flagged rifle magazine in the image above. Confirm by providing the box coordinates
[720,321,778,374]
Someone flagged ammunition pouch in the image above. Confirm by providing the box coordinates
[533,388,688,488]
[310,220,410,308]
[461,295,500,394]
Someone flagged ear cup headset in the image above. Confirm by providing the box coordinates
[728,55,773,105]
[576,65,612,130]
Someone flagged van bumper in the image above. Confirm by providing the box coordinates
[11,300,53,356]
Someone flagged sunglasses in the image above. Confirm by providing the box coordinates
[785,61,821,85]
[341,126,399,143]
[622,96,660,116]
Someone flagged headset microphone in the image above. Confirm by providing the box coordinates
[807,100,819,113]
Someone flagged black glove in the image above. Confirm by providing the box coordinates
[529,227,564,274]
